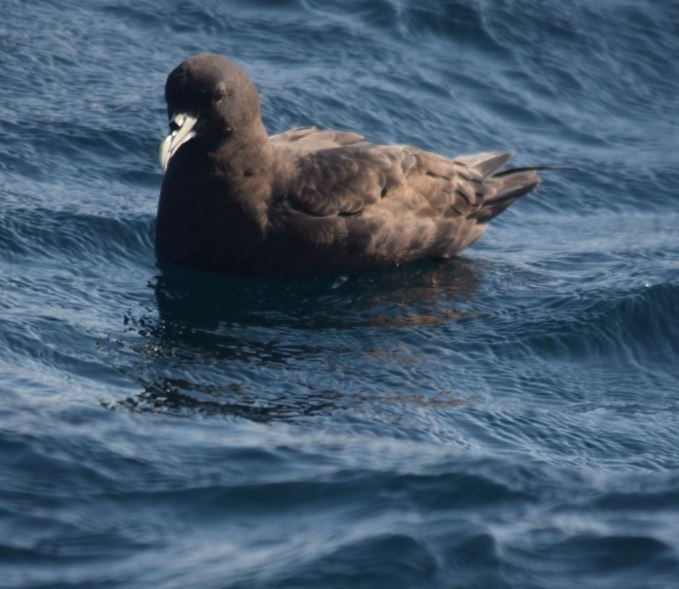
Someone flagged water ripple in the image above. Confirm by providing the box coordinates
[2,1,679,587]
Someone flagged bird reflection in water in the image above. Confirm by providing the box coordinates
[107,258,481,419]
[152,256,482,330]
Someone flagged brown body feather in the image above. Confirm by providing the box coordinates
[157,54,542,275]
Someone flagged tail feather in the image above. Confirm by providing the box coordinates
[469,168,541,223]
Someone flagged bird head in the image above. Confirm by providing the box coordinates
[159,53,261,172]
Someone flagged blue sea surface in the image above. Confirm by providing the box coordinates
[2,1,679,587]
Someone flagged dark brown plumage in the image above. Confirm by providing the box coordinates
[156,53,542,275]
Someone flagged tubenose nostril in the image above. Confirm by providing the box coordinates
[169,113,187,132]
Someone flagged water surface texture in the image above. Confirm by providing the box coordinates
[2,1,679,588]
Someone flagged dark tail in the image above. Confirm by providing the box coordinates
[459,155,553,223]
[472,167,541,223]
[454,151,570,223]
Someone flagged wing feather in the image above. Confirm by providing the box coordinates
[270,126,366,153]
[272,129,539,243]
[283,140,413,217]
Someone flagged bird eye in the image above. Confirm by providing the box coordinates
[213,85,226,102]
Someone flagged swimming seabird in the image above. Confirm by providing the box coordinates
[157,53,542,274]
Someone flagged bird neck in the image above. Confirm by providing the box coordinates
[211,119,272,173]
[207,119,275,234]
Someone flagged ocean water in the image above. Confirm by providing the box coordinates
[1,0,679,587]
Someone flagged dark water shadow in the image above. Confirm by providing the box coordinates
[152,256,481,331]
[105,258,482,421]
